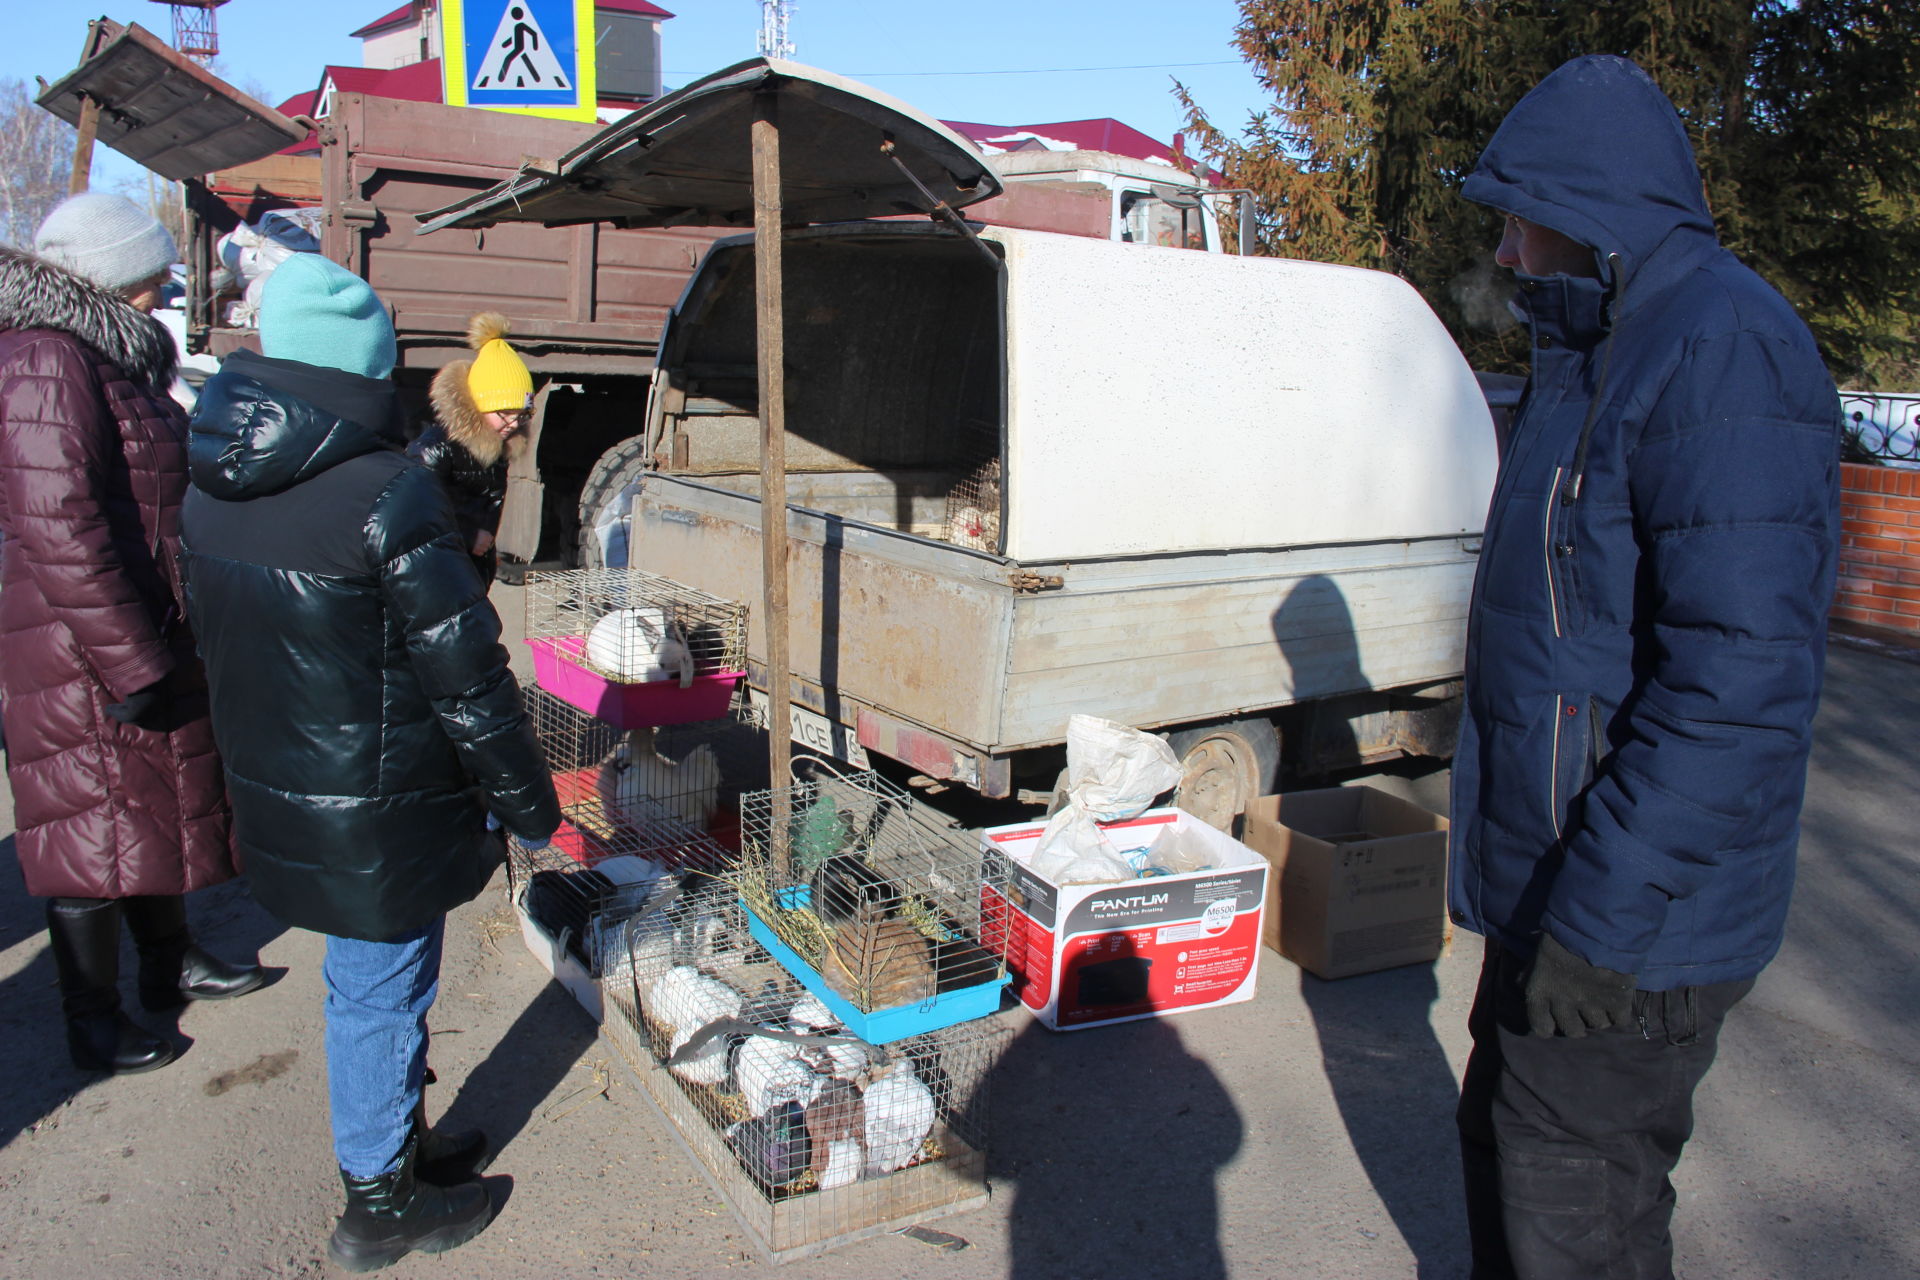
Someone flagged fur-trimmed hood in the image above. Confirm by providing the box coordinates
[427,311,533,467]
[0,246,177,389]
[429,357,506,467]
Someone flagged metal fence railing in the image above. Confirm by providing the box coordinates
[1840,391,1920,465]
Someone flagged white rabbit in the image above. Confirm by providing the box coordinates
[818,1138,863,1190]
[595,733,722,832]
[788,994,840,1034]
[820,1040,870,1081]
[735,1034,826,1118]
[584,606,694,685]
[651,965,742,1085]
[862,1062,935,1174]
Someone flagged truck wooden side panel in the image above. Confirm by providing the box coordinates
[997,543,1477,748]
[632,479,1012,749]
[634,477,1477,759]
[320,93,721,373]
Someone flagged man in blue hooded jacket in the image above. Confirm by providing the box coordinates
[1449,56,1840,1278]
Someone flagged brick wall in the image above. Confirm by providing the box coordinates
[1834,462,1920,638]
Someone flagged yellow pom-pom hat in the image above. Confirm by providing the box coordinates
[463,311,532,413]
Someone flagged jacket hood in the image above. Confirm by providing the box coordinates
[0,246,178,388]
[190,347,404,500]
[1462,55,1717,290]
[429,358,506,467]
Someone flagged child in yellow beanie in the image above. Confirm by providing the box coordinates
[411,312,533,584]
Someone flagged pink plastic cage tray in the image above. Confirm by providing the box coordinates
[526,635,745,729]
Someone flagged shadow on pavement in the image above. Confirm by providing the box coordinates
[435,981,602,1162]
[0,859,286,1148]
[989,1008,1242,1280]
[1302,961,1469,1278]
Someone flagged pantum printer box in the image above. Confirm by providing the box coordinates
[1241,786,1448,980]
[979,808,1268,1031]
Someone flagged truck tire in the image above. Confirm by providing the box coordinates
[576,436,654,569]
[1165,717,1280,833]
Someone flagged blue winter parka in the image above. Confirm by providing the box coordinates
[1449,56,1841,989]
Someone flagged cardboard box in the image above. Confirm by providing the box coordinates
[1241,787,1448,980]
[979,808,1268,1030]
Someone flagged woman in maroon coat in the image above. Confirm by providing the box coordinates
[0,194,262,1074]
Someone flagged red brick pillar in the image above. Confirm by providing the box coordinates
[1834,463,1920,639]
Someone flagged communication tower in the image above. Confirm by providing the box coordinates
[150,0,232,65]
[758,0,795,62]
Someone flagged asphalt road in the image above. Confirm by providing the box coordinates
[0,616,1913,1280]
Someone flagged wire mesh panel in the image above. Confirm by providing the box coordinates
[734,763,1007,1042]
[940,455,1002,552]
[523,567,748,727]
[509,687,765,1017]
[599,894,1006,1262]
[525,688,752,851]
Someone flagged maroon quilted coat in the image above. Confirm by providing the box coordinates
[0,247,232,899]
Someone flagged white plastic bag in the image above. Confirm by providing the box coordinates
[1027,715,1181,885]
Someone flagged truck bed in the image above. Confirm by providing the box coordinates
[632,474,1476,761]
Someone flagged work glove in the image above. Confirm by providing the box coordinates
[1522,932,1637,1038]
[105,681,170,731]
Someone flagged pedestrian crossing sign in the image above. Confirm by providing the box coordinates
[442,0,597,121]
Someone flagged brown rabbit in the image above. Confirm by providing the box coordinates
[820,911,937,1011]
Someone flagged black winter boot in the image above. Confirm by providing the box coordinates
[326,1129,493,1272]
[122,894,265,1010]
[46,898,174,1074]
[414,1097,491,1185]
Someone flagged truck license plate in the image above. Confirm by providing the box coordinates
[747,690,870,768]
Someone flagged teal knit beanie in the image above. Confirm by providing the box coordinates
[259,255,396,380]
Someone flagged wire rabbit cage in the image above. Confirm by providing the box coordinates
[509,688,760,1019]
[599,889,1007,1262]
[734,762,1009,1044]
[940,454,1002,553]
[523,567,748,728]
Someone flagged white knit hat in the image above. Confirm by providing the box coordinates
[34,193,177,292]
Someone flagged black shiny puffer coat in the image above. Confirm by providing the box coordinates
[181,348,559,941]
[407,420,505,553]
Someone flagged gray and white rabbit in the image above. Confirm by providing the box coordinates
[595,729,722,832]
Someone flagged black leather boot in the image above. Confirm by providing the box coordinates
[122,894,265,1010]
[326,1129,492,1272]
[46,898,174,1074]
[415,1097,491,1185]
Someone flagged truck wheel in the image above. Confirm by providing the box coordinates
[576,437,654,568]
[1166,718,1280,833]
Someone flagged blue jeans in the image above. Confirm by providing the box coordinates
[323,919,445,1178]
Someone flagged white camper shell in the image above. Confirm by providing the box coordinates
[617,220,1495,811]
[421,58,1497,822]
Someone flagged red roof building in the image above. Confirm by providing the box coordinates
[943,118,1183,169]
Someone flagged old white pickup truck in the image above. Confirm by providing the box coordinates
[423,59,1498,827]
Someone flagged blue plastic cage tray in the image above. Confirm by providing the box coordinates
[742,887,1008,1044]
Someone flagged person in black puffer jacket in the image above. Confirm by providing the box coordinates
[181,255,560,1273]
[408,311,532,586]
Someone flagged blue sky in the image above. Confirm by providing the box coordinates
[13,1,1270,191]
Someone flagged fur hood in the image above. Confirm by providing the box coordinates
[0,246,177,389]
[427,311,526,467]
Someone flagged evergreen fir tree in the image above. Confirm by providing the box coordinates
[1183,2,1920,383]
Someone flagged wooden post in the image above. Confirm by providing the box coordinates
[68,95,101,194]
[753,92,794,879]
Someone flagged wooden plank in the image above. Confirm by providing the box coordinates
[69,96,100,194]
[753,93,793,873]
